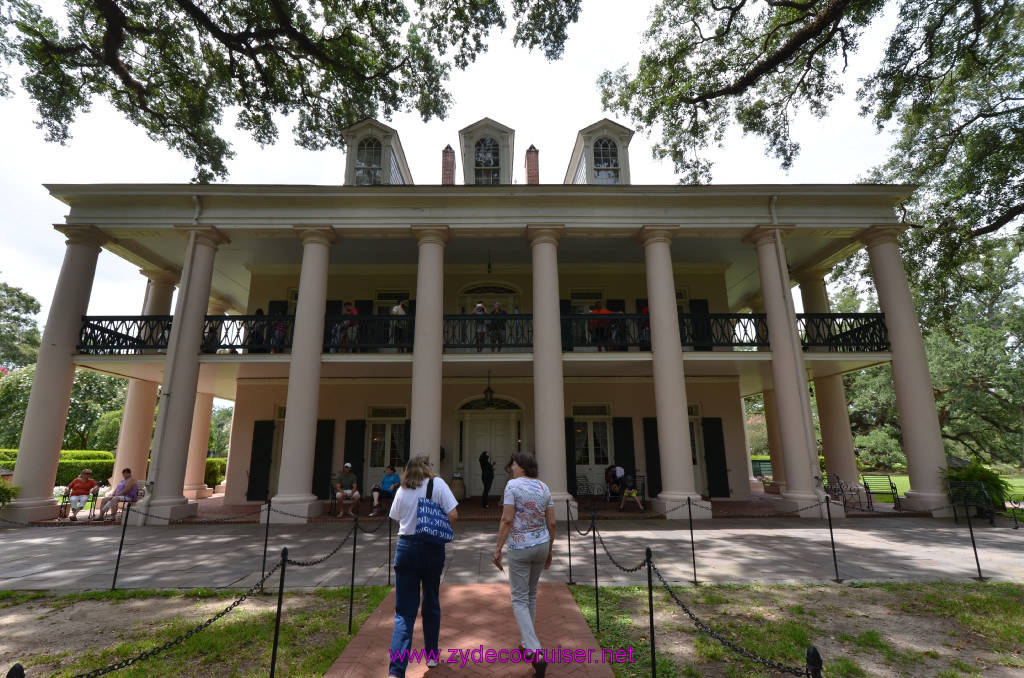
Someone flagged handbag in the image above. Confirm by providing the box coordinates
[414,477,454,544]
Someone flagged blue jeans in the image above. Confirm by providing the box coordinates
[389,537,445,677]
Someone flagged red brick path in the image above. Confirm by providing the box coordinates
[324,583,616,678]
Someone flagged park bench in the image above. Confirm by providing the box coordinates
[946,481,995,527]
[823,474,862,509]
[1008,493,1023,530]
[751,459,773,478]
[860,474,902,511]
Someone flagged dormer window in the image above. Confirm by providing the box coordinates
[474,137,501,185]
[593,138,619,185]
[355,137,383,185]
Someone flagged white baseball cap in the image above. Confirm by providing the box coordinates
[343,462,352,468]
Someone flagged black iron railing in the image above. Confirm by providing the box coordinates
[77,312,888,355]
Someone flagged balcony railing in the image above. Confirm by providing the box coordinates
[77,312,888,355]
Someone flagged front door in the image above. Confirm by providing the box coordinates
[573,419,611,489]
[466,414,518,498]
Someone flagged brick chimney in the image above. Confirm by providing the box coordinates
[525,145,539,184]
[442,145,456,185]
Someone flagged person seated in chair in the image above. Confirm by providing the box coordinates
[96,468,138,521]
[66,468,98,521]
[368,465,400,517]
[618,474,644,512]
[334,462,361,517]
[604,464,625,501]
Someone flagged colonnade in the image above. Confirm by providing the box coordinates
[1,222,948,523]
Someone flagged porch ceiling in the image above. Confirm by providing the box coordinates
[74,351,892,401]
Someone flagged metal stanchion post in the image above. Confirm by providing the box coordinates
[963,499,986,580]
[262,499,272,580]
[566,499,575,585]
[111,505,131,591]
[646,547,656,678]
[591,513,599,633]
[687,497,697,585]
[806,646,823,678]
[270,547,288,678]
[388,515,393,587]
[349,516,358,634]
[824,498,842,583]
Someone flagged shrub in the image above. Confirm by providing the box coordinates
[941,459,1013,510]
[0,479,19,507]
[56,461,115,486]
[60,450,115,460]
[0,449,17,462]
[205,458,227,488]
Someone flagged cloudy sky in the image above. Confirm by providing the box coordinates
[0,0,896,323]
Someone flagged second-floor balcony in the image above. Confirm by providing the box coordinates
[78,313,889,356]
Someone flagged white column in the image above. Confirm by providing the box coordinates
[271,228,336,520]
[639,227,703,513]
[111,270,177,487]
[527,226,569,506]
[762,389,787,493]
[3,227,107,522]
[144,227,228,522]
[746,227,822,511]
[183,299,229,499]
[863,228,947,510]
[797,271,861,488]
[409,227,449,471]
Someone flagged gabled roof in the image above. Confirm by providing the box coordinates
[457,117,514,137]
[564,118,635,184]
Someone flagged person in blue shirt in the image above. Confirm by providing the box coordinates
[369,465,401,517]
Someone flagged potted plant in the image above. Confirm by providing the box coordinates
[0,479,20,508]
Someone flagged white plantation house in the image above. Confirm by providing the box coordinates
[2,118,948,524]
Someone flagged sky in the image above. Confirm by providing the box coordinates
[0,0,897,325]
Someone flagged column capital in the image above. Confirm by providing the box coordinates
[637,225,678,246]
[742,225,794,248]
[526,225,563,245]
[860,226,901,248]
[294,225,338,246]
[56,224,112,248]
[791,268,830,287]
[174,225,230,248]
[412,225,450,246]
[140,269,180,286]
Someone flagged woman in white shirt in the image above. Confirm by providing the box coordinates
[492,451,555,677]
[388,453,459,678]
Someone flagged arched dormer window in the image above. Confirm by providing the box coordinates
[474,137,500,185]
[355,137,383,185]
[593,138,619,185]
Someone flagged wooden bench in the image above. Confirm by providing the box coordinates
[947,481,995,526]
[751,459,773,478]
[860,474,902,510]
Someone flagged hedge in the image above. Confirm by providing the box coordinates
[56,461,115,486]
[205,458,227,488]
[1,449,114,462]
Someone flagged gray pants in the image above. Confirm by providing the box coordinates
[507,541,549,652]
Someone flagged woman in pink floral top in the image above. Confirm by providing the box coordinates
[493,451,555,677]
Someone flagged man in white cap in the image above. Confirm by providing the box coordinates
[334,462,361,517]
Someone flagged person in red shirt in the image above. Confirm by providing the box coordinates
[66,469,98,521]
[589,301,614,350]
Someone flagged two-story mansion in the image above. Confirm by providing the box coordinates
[3,118,949,524]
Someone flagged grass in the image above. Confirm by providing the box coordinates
[6,586,390,677]
[869,474,1024,504]
[571,581,1024,678]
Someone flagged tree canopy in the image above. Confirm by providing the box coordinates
[599,0,1024,266]
[0,277,41,369]
[0,0,580,181]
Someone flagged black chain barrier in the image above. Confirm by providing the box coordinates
[650,558,820,677]
[70,561,282,678]
[285,522,357,567]
[355,515,388,534]
[595,528,647,573]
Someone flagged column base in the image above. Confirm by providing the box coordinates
[183,485,214,500]
[550,492,573,520]
[263,500,323,524]
[901,490,954,515]
[1,498,60,524]
[137,500,198,524]
[778,491,830,518]
[765,482,786,495]
[214,482,227,494]
[651,497,713,520]
[748,477,764,493]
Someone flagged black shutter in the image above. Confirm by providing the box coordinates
[701,418,730,497]
[246,420,275,501]
[560,299,572,351]
[311,420,336,499]
[343,420,367,490]
[403,418,411,464]
[689,298,712,351]
[325,300,344,315]
[267,300,288,315]
[642,418,662,498]
[612,417,635,473]
[635,299,648,313]
[565,417,576,495]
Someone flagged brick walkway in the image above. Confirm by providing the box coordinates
[325,583,614,678]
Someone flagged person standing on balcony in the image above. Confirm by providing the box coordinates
[269,310,288,353]
[488,302,507,352]
[589,301,614,351]
[391,299,408,353]
[342,301,360,352]
[247,308,267,354]
[473,301,488,352]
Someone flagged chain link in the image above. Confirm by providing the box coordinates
[650,559,811,677]
[285,523,356,567]
[355,517,388,534]
[70,562,282,678]
[566,505,594,536]
[594,526,646,573]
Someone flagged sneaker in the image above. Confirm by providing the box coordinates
[69,515,77,521]
[533,655,547,678]
[426,658,438,668]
